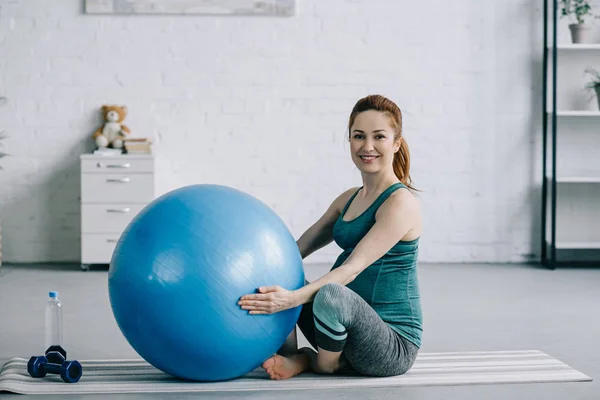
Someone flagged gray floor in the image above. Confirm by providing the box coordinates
[0,262,598,399]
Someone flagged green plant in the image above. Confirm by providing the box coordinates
[584,67,600,95]
[561,0,594,24]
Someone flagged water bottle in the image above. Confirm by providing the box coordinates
[45,291,63,351]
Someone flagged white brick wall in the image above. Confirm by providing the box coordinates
[0,0,599,264]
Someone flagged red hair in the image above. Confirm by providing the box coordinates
[347,94,417,191]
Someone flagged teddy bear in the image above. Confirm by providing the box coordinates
[92,105,131,149]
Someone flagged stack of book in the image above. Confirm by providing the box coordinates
[124,137,153,154]
[93,147,123,155]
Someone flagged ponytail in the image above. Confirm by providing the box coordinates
[393,138,417,192]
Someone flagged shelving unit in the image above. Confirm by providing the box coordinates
[542,0,600,269]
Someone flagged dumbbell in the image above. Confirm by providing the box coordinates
[45,345,67,365]
[27,351,83,383]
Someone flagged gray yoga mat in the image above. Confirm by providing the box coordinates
[0,350,592,394]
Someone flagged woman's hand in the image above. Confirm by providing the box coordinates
[238,286,298,315]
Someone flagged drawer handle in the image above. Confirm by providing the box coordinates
[97,162,131,169]
[106,177,130,183]
[106,208,131,213]
[106,239,118,243]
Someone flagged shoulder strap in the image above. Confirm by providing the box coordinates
[371,182,405,210]
[340,187,362,217]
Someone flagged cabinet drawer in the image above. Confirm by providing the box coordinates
[81,157,154,174]
[81,233,120,264]
[81,204,146,233]
[81,173,154,203]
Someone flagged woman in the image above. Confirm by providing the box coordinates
[238,94,423,380]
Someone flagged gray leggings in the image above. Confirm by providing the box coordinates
[297,282,419,377]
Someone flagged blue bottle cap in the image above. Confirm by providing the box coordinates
[49,291,58,298]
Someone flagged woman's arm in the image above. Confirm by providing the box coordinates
[292,190,420,306]
[295,188,357,259]
[238,189,420,315]
[239,188,357,316]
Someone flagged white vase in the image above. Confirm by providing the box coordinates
[569,23,593,44]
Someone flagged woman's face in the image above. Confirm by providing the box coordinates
[349,110,400,175]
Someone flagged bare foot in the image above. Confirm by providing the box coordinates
[262,354,309,380]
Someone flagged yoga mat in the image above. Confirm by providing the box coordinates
[0,350,592,394]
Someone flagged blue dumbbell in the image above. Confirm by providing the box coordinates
[45,345,67,364]
[27,351,82,383]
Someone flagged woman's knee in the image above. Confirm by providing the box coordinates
[312,283,349,353]
[314,283,346,310]
[312,283,351,331]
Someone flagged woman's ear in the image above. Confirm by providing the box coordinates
[394,137,402,153]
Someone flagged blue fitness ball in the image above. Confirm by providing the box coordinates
[108,184,305,381]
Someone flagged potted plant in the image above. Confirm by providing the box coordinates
[561,0,596,43]
[584,67,600,109]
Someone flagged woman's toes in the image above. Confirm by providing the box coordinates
[262,357,276,370]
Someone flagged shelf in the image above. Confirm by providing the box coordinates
[548,44,600,50]
[542,5,600,267]
[547,176,600,183]
[555,242,600,250]
[546,110,600,116]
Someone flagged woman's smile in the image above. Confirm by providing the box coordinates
[359,155,380,163]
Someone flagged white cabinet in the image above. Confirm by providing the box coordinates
[80,154,155,270]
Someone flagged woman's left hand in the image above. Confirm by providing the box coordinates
[238,286,297,315]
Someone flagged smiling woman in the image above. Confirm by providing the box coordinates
[238,94,423,380]
[348,96,416,192]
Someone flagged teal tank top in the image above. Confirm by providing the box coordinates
[330,182,423,348]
